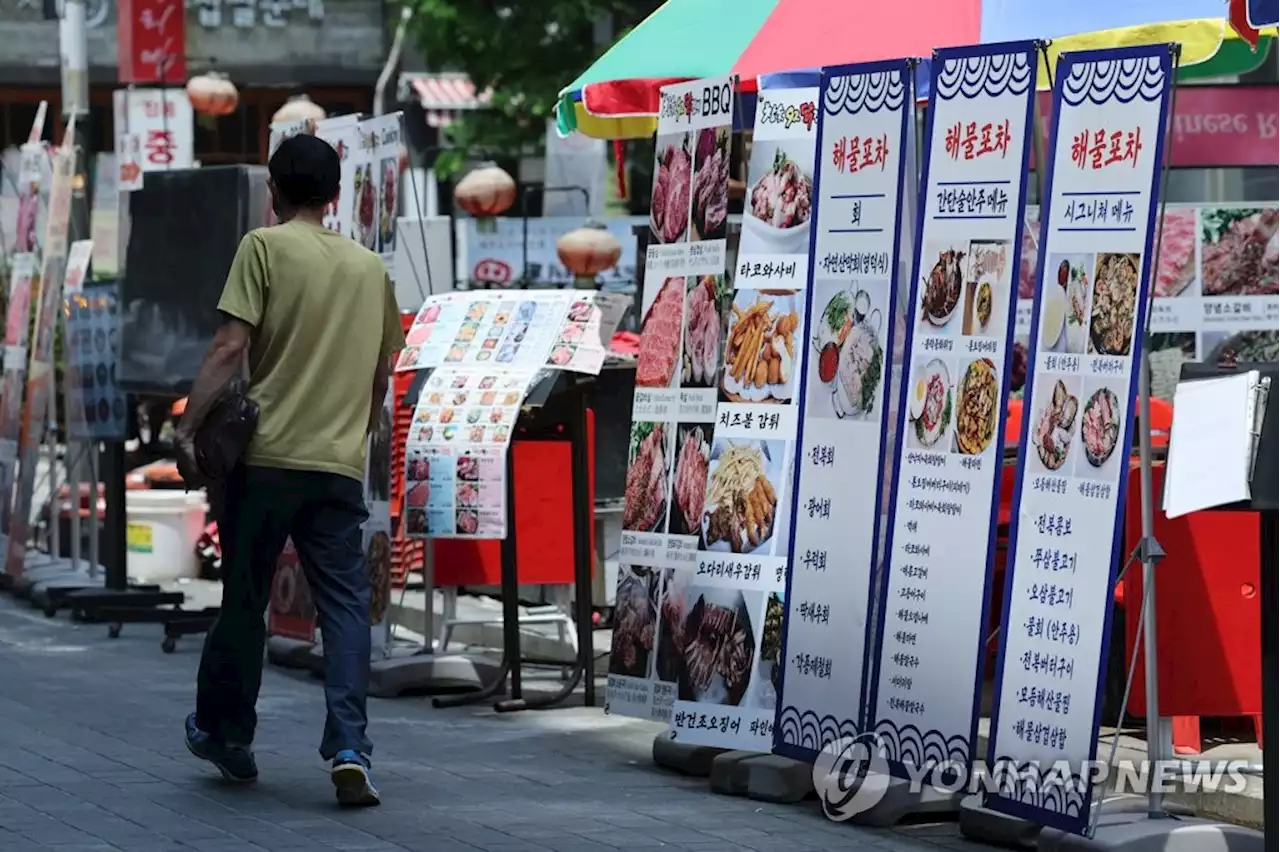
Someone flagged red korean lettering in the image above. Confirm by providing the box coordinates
[847,136,862,172]
[1123,127,1142,167]
[144,100,160,119]
[993,119,1011,158]
[1089,129,1106,169]
[962,121,978,160]
[944,123,962,160]
[872,135,889,171]
[145,129,174,165]
[1070,131,1088,169]
[1104,130,1125,166]
[831,137,847,173]
[861,136,875,171]
[977,122,995,157]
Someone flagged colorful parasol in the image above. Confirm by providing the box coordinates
[558,0,1276,139]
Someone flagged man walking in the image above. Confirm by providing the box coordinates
[175,134,405,806]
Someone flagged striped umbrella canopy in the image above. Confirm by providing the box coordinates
[558,0,1276,140]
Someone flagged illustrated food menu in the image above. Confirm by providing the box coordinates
[63,280,127,441]
[396,290,629,376]
[402,366,539,540]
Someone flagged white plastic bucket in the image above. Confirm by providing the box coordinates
[125,490,208,582]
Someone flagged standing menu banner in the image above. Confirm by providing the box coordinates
[64,281,127,442]
[402,366,538,540]
[0,255,38,536]
[866,43,1037,777]
[772,61,914,760]
[986,45,1175,833]
[315,115,360,236]
[354,113,403,270]
[605,76,736,726]
[4,146,76,580]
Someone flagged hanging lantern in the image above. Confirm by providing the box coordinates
[272,94,326,125]
[557,222,622,289]
[186,72,239,118]
[453,162,516,225]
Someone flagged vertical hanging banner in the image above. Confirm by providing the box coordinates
[668,80,817,751]
[606,75,735,723]
[4,141,78,579]
[0,255,38,537]
[773,61,914,761]
[865,42,1038,778]
[986,45,1175,834]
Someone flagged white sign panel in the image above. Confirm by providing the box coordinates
[867,42,1038,778]
[987,45,1175,835]
[772,61,913,761]
[112,89,194,187]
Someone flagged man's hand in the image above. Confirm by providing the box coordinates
[174,429,205,491]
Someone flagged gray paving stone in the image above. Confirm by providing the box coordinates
[0,595,950,852]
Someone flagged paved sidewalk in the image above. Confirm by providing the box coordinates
[0,595,972,851]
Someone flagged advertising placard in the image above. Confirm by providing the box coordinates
[986,45,1176,834]
[772,61,914,761]
[865,42,1038,778]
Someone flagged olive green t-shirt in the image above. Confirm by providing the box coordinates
[217,220,406,482]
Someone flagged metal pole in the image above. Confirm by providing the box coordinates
[88,444,98,577]
[68,442,80,572]
[373,7,413,118]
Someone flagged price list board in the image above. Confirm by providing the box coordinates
[866,43,1038,778]
[771,60,914,762]
[606,76,746,733]
[986,45,1175,835]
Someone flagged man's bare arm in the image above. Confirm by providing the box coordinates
[177,316,253,440]
[369,355,391,434]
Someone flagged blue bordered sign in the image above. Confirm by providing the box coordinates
[772,58,915,763]
[985,44,1176,835]
[863,39,1039,782]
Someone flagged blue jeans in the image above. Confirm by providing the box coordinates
[196,465,373,760]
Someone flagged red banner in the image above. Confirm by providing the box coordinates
[116,0,187,84]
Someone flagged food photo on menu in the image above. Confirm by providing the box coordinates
[379,155,398,253]
[920,241,966,333]
[1041,253,1093,355]
[1200,207,1278,296]
[352,161,377,250]
[636,276,685,388]
[807,281,887,420]
[690,127,731,242]
[1078,380,1124,480]
[1152,209,1198,299]
[609,566,661,679]
[1088,252,1141,357]
[954,357,1000,456]
[683,276,729,388]
[905,356,953,452]
[403,447,431,536]
[549,297,599,367]
[961,240,1009,337]
[757,591,785,710]
[673,586,760,707]
[741,140,814,255]
[654,568,691,684]
[701,438,783,554]
[720,290,802,404]
[668,423,711,537]
[1030,375,1082,475]
[650,132,692,245]
[623,421,674,534]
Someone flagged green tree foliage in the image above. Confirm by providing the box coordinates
[403,0,654,177]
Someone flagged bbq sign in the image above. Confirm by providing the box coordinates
[659,76,737,129]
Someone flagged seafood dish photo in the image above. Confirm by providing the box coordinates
[691,128,731,241]
[670,425,710,537]
[683,276,724,387]
[749,150,812,231]
[1201,207,1279,296]
[650,135,692,244]
[702,441,778,554]
[1034,378,1079,472]
[1090,253,1140,356]
[1061,258,1091,353]
[623,422,670,532]
[636,277,684,388]
[922,248,964,326]
[813,289,884,419]
[1081,387,1121,468]
[456,455,479,480]
[908,359,951,449]
[721,292,800,403]
[609,568,659,678]
[975,282,993,331]
[1206,330,1280,366]
[456,510,479,535]
[678,590,756,706]
[955,358,999,456]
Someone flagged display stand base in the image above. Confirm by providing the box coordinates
[960,792,1201,848]
[838,770,961,827]
[8,552,70,599]
[265,635,317,669]
[651,733,725,777]
[746,754,814,803]
[1039,812,1263,851]
[366,641,497,698]
[709,751,764,795]
[30,567,106,616]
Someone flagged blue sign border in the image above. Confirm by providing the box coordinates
[771,57,915,765]
[983,44,1177,835]
[862,39,1039,781]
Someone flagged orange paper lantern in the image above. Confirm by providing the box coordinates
[186,71,239,117]
[557,223,622,287]
[453,162,516,218]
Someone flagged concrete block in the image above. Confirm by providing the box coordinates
[846,771,960,827]
[745,753,814,803]
[708,750,763,796]
[1039,812,1263,852]
[651,733,725,777]
[265,635,316,669]
[367,647,499,698]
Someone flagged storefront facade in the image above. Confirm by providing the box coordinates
[0,0,387,162]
